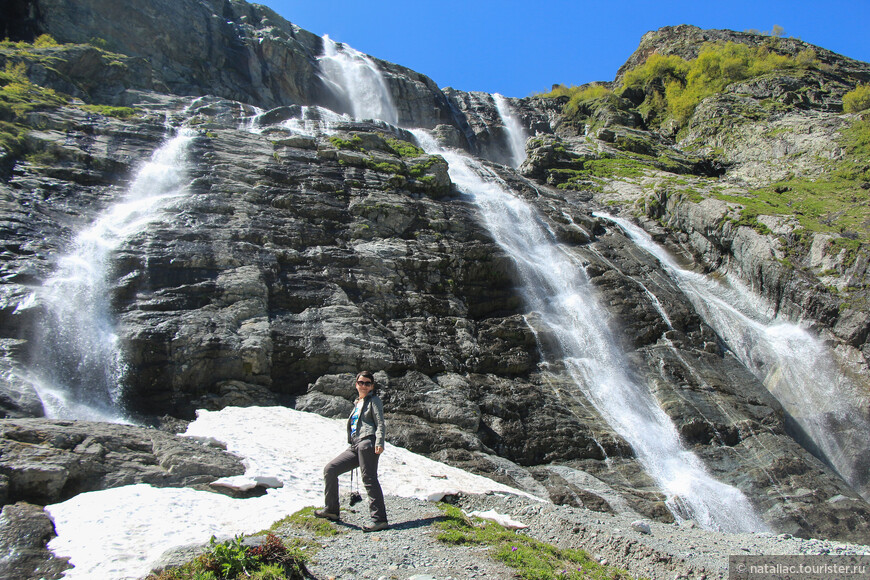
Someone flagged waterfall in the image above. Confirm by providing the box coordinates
[493,93,528,168]
[282,106,351,137]
[317,35,399,126]
[245,104,352,137]
[602,214,870,498]
[246,49,765,528]
[28,129,196,422]
[412,130,766,532]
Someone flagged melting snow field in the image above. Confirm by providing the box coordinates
[45,406,537,579]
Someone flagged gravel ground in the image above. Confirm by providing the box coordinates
[272,493,870,580]
[273,495,516,579]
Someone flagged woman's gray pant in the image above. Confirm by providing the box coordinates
[323,436,387,523]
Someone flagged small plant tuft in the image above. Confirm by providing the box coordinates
[33,34,59,48]
[145,533,310,580]
[202,535,261,579]
[385,136,424,158]
[329,134,364,151]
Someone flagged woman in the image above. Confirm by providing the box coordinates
[315,371,388,532]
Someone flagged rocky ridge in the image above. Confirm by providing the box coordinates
[1,1,870,576]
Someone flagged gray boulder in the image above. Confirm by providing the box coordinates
[0,419,245,506]
[0,502,71,580]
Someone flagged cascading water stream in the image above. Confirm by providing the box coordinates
[317,35,399,126]
[602,214,870,498]
[28,128,196,422]
[412,130,766,532]
[246,104,352,137]
[282,106,352,136]
[492,93,528,168]
[245,46,764,528]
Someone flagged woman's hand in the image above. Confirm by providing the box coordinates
[375,445,384,455]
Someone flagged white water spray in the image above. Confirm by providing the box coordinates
[245,105,352,137]
[282,105,352,137]
[493,93,528,168]
[29,129,195,422]
[603,214,870,498]
[413,130,766,531]
[317,35,399,126]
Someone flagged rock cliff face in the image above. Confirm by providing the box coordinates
[21,0,471,131]
[2,0,870,548]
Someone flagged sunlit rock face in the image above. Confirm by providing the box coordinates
[1,0,870,545]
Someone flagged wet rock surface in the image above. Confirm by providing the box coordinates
[0,501,71,580]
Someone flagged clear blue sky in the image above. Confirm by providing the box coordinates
[263,0,869,98]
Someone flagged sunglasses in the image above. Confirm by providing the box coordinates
[356,379,373,386]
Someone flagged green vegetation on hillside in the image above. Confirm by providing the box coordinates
[543,41,820,130]
[0,35,139,161]
[625,42,818,125]
[844,84,870,113]
[546,83,618,123]
[0,59,69,157]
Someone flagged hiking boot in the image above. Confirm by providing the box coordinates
[362,521,389,532]
[314,509,340,521]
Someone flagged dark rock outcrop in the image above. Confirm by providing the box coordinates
[0,418,244,505]
[30,0,473,133]
[0,502,71,580]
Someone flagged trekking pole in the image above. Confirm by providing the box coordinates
[349,468,362,505]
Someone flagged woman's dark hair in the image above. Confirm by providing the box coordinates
[357,370,377,394]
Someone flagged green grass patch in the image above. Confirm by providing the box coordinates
[409,155,441,177]
[547,156,656,191]
[329,134,365,151]
[435,504,633,580]
[762,125,796,138]
[540,84,618,123]
[538,83,634,131]
[727,207,773,234]
[0,61,69,116]
[75,103,139,118]
[0,35,140,161]
[385,136,425,158]
[282,506,344,537]
[680,187,705,203]
[369,160,404,174]
[714,178,866,234]
[841,115,870,166]
[829,236,863,268]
